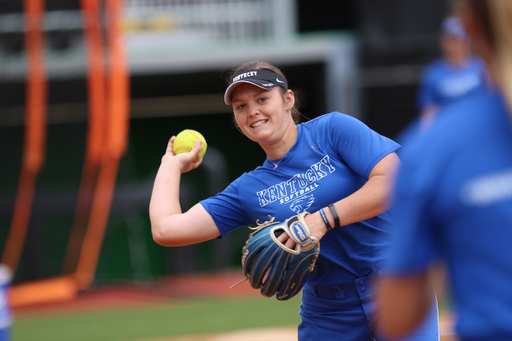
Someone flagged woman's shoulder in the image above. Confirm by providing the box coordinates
[422,58,448,75]
[300,112,381,143]
[241,165,272,180]
[300,112,359,128]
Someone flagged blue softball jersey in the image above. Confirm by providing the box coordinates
[387,87,512,341]
[417,56,488,109]
[201,112,400,286]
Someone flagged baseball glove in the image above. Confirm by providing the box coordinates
[231,212,320,301]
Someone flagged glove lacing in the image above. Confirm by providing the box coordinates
[229,216,279,290]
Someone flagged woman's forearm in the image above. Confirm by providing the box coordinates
[149,159,183,236]
[306,152,399,240]
[149,160,222,246]
[327,152,399,228]
[148,138,220,246]
[333,172,394,226]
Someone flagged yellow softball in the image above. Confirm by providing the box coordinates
[172,129,207,162]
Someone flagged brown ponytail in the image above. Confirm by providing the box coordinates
[487,0,512,113]
[466,0,512,113]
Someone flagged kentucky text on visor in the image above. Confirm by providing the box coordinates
[224,69,288,105]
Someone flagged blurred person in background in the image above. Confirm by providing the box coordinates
[395,15,489,147]
[0,265,12,341]
[379,0,512,340]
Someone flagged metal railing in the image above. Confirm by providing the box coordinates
[0,0,297,54]
[123,0,297,41]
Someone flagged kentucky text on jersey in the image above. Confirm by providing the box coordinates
[257,155,336,207]
[232,71,258,83]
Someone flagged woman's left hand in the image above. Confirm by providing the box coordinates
[276,212,327,250]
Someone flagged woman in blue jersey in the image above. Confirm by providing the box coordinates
[417,16,488,126]
[149,60,438,340]
[379,1,512,340]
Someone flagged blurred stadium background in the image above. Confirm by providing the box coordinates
[0,0,454,339]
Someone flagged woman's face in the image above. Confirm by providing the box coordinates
[441,34,471,64]
[231,83,295,146]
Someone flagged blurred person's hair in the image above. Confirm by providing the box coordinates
[466,0,512,112]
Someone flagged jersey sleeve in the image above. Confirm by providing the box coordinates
[417,63,438,109]
[385,152,439,275]
[325,113,400,179]
[200,175,250,237]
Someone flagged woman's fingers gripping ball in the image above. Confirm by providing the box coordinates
[164,136,204,173]
[277,230,297,250]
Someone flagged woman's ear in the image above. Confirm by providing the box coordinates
[285,90,295,110]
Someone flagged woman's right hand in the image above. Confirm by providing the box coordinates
[150,137,221,247]
[162,136,204,173]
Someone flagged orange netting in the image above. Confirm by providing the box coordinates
[2,0,48,273]
[5,0,129,307]
[62,0,106,276]
[75,0,129,290]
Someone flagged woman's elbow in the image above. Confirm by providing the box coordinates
[151,220,190,247]
[151,223,168,246]
[150,219,177,246]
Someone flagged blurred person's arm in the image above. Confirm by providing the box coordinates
[378,271,437,339]
[419,104,440,130]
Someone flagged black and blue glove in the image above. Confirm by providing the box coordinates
[237,212,320,301]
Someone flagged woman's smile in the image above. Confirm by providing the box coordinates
[250,119,268,128]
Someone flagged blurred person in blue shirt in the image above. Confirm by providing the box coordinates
[0,265,12,341]
[379,0,512,340]
[395,16,489,147]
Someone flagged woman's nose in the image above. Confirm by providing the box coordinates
[247,104,259,116]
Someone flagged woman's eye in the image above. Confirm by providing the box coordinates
[258,97,267,103]
[236,104,246,110]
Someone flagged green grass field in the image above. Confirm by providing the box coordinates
[12,296,302,341]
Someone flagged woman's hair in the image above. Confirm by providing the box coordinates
[227,60,301,124]
[467,0,512,112]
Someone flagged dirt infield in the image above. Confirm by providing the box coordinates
[144,322,458,341]
[135,326,298,341]
[12,270,259,317]
[137,321,458,341]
